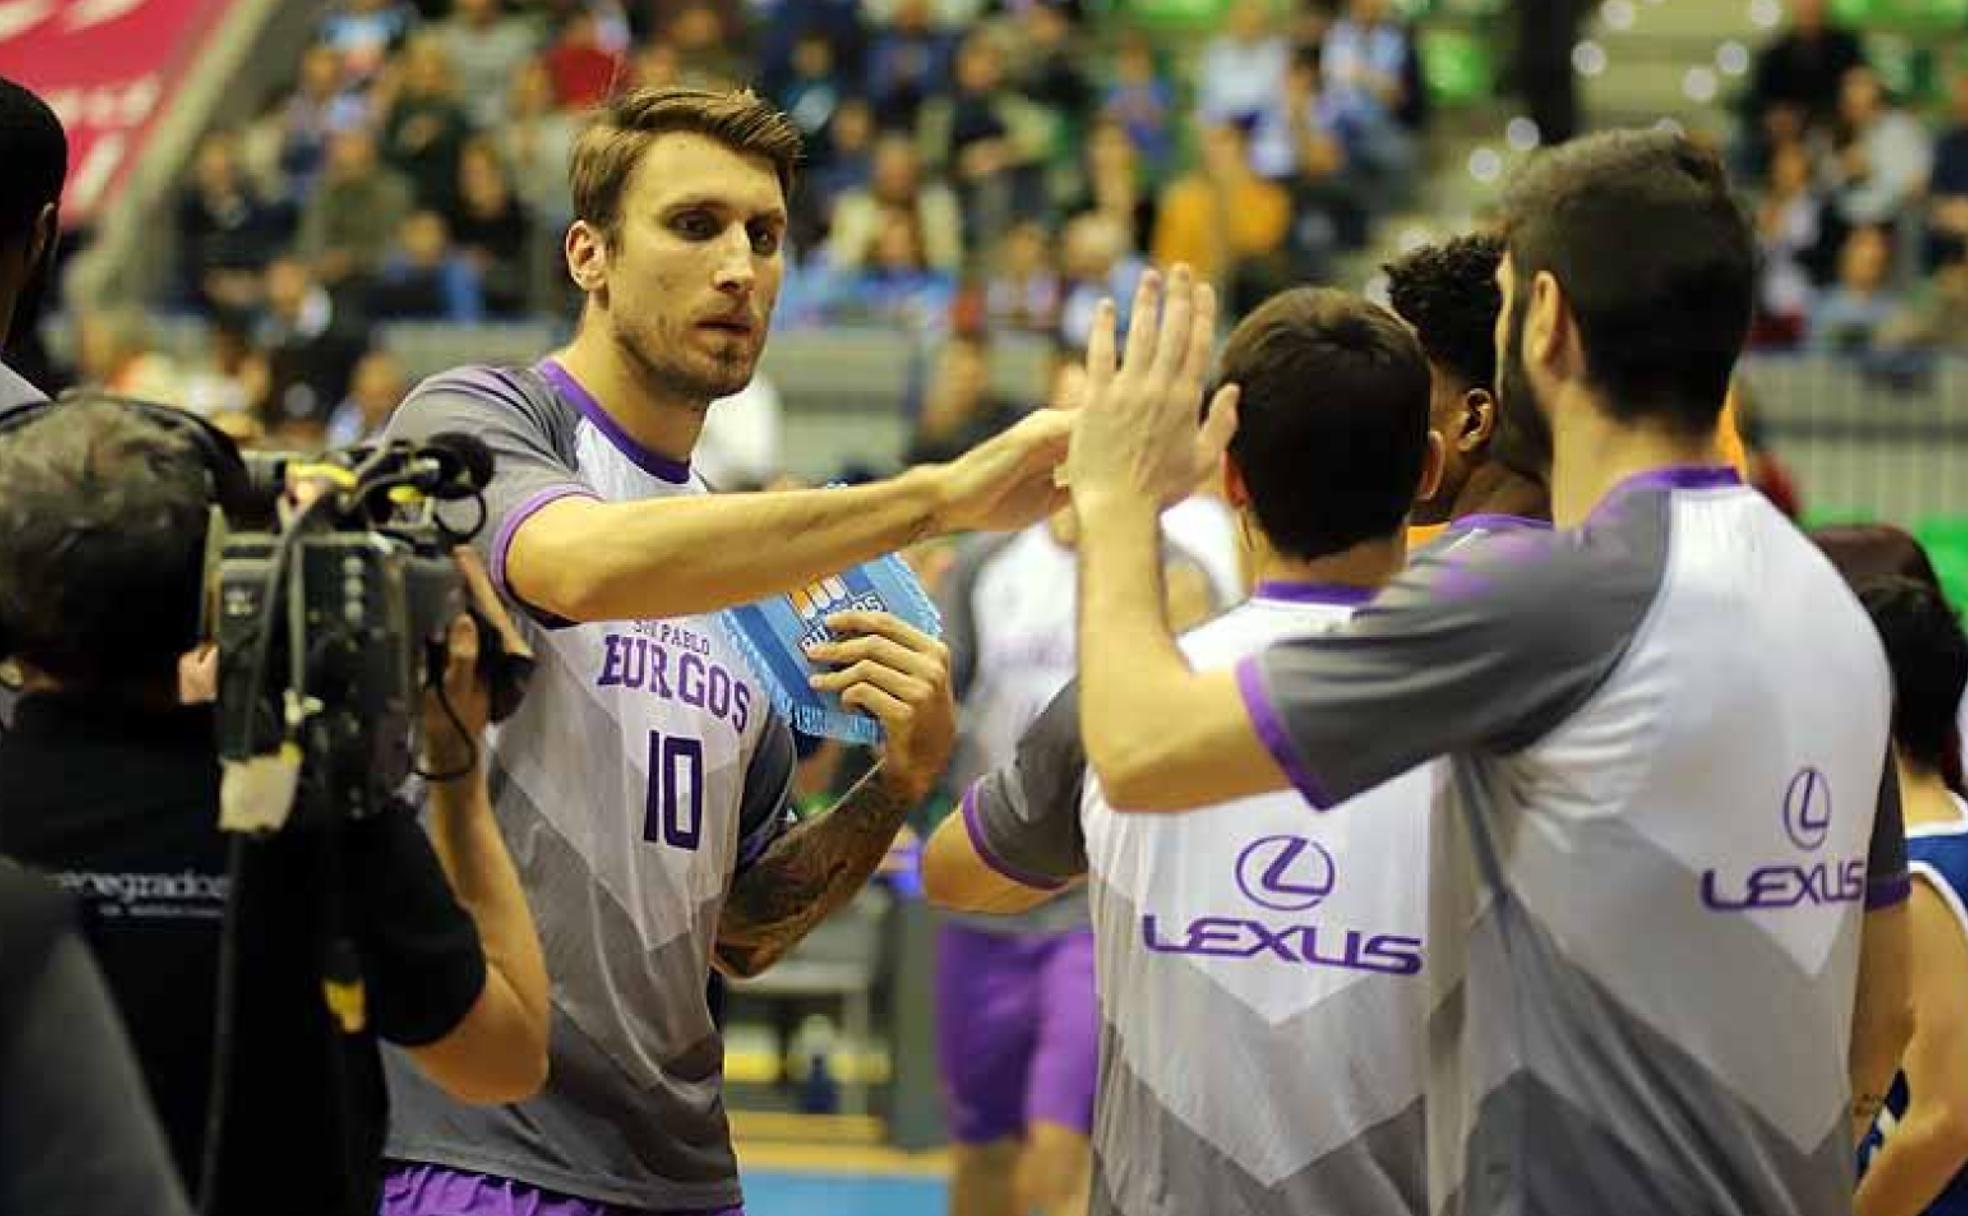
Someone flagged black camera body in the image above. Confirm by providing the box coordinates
[211,434,505,828]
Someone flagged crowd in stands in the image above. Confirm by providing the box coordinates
[121,0,1434,452]
[1737,0,1968,362]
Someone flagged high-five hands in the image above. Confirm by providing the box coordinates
[1063,265,1241,518]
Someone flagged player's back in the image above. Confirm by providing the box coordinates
[1083,586,1435,1216]
[1427,472,1896,1216]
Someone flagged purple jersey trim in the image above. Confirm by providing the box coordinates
[1451,513,1553,534]
[961,782,1068,891]
[1611,465,1744,495]
[1868,871,1913,910]
[537,358,694,484]
[1251,580,1378,606]
[489,485,603,603]
[1234,656,1336,811]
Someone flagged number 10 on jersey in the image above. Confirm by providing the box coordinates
[644,731,704,850]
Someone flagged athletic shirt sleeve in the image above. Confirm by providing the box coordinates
[1238,521,1663,809]
[1868,750,1912,909]
[960,681,1089,889]
[381,366,597,626]
[734,712,800,873]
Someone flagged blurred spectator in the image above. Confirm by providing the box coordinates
[642,0,744,40]
[1057,210,1144,350]
[545,10,629,109]
[256,256,369,430]
[177,130,288,316]
[1747,0,1865,150]
[862,0,991,24]
[1102,29,1176,173]
[179,320,271,422]
[866,0,955,130]
[793,97,876,252]
[1926,74,1968,270]
[325,348,410,446]
[1752,141,1830,348]
[369,211,485,322]
[498,61,579,228]
[1250,49,1347,184]
[74,309,182,401]
[837,209,958,332]
[381,37,475,213]
[983,221,1061,334]
[270,45,373,204]
[450,139,534,315]
[435,0,539,128]
[1879,257,1968,354]
[828,135,963,273]
[774,31,847,166]
[906,334,1026,464]
[756,0,866,98]
[1827,66,1931,231]
[1810,225,1901,353]
[920,31,1053,250]
[696,370,786,488]
[1069,117,1157,254]
[1322,0,1420,130]
[1197,0,1290,128]
[1011,3,1094,140]
[320,0,419,85]
[298,128,414,288]
[661,1,745,86]
[1151,121,1292,302]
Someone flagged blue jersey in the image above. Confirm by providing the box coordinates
[1864,796,1968,1214]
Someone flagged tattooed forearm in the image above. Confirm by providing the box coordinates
[713,767,919,978]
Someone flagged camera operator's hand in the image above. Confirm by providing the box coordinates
[421,614,489,779]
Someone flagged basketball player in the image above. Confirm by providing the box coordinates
[1384,233,1548,538]
[1061,131,1912,1214]
[918,286,1447,1214]
[376,87,1062,1216]
[1852,579,1968,1216]
[933,495,1216,1216]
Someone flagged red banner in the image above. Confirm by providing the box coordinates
[0,0,240,226]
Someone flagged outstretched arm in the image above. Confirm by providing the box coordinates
[715,612,957,978]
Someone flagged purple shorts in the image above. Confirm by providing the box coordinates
[380,1163,743,1216]
[934,923,1098,1145]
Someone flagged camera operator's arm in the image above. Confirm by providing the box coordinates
[399,612,550,1104]
[382,374,1070,626]
[714,612,956,978]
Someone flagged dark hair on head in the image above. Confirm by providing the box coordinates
[1383,233,1503,395]
[1858,577,1968,787]
[1811,523,1941,591]
[1499,129,1753,435]
[1221,287,1431,561]
[0,77,65,249]
[0,398,209,691]
[571,86,802,246]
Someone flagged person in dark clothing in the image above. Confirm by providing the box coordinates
[1745,0,1866,164]
[1517,0,1583,145]
[0,399,549,1216]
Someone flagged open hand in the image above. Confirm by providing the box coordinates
[933,407,1074,533]
[1064,265,1240,518]
[805,611,956,805]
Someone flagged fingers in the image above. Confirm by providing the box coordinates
[839,681,914,730]
[1120,268,1162,375]
[1084,298,1118,397]
[1179,281,1219,397]
[1149,265,1193,384]
[809,656,934,705]
[808,627,947,685]
[445,613,481,680]
[820,610,946,659]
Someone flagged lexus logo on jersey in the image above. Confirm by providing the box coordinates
[1234,835,1337,913]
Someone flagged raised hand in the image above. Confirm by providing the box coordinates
[1064,265,1240,517]
[932,407,1074,534]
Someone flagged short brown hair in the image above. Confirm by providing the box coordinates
[571,86,802,245]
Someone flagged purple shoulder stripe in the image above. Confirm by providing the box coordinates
[489,485,601,605]
[1234,656,1335,811]
[960,783,1067,891]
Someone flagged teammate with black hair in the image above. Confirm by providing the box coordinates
[0,75,66,410]
[1856,578,1968,1216]
[1383,233,1548,531]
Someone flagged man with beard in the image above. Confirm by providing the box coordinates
[1057,130,1913,1215]
[0,76,62,414]
[377,86,1069,1216]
